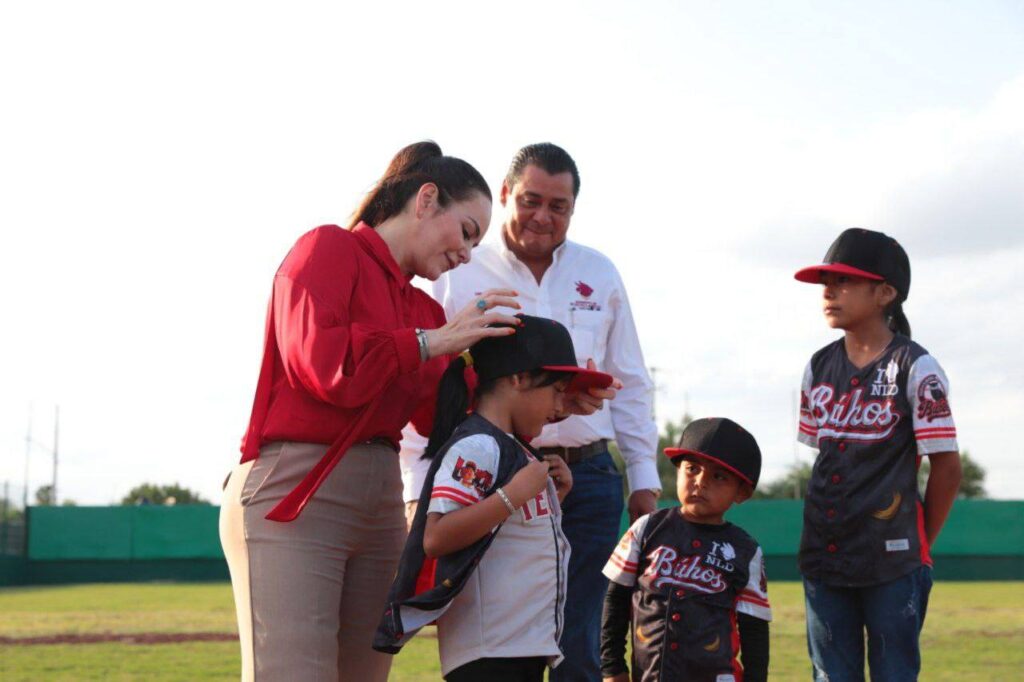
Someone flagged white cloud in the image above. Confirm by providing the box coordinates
[1,3,1021,505]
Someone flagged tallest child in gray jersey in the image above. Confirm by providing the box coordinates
[794,228,962,681]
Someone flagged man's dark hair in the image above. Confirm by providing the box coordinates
[504,142,581,198]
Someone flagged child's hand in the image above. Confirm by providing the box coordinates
[544,455,573,501]
[505,459,550,507]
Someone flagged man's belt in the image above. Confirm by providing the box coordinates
[538,439,609,465]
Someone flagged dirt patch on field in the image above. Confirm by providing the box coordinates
[0,632,238,646]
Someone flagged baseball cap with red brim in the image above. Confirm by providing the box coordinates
[542,365,614,393]
[664,417,762,488]
[793,227,911,300]
[471,314,613,394]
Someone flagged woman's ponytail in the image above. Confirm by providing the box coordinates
[888,301,912,338]
[348,140,491,230]
[423,354,472,460]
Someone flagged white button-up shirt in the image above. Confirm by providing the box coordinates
[400,233,660,500]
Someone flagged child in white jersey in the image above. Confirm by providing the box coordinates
[375,314,616,682]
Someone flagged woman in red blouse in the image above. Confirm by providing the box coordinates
[219,142,524,682]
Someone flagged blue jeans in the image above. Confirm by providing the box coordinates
[550,450,625,682]
[804,565,933,682]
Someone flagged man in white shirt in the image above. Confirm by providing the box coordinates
[402,143,660,681]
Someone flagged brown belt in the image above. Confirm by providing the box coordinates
[538,439,609,465]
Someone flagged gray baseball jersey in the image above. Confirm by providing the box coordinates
[428,432,571,676]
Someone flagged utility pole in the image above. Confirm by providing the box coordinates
[23,404,61,507]
[23,408,32,510]
[52,405,60,506]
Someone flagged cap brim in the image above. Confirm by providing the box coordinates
[543,366,614,393]
[794,263,885,284]
[663,448,754,486]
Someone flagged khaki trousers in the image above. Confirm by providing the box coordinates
[219,441,405,682]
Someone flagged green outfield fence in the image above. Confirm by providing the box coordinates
[0,500,1021,586]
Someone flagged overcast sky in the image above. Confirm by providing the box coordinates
[1,1,1022,505]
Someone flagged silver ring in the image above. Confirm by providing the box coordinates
[476,298,487,311]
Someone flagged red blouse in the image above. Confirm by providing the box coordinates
[240,223,449,521]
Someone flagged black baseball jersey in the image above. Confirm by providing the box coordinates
[797,334,958,587]
[603,508,771,682]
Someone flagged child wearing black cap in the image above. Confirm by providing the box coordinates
[375,314,616,681]
[794,228,961,681]
[600,417,771,682]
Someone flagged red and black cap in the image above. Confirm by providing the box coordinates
[664,417,761,488]
[794,228,911,301]
[471,314,613,394]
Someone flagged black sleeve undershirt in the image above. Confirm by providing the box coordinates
[600,580,632,677]
[737,611,769,682]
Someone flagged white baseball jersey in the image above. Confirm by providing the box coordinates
[428,433,571,676]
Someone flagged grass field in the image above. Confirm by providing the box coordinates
[1,582,1021,680]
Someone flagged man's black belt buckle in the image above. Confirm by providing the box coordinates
[539,439,608,465]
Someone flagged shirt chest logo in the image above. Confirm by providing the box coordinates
[643,546,727,594]
[520,490,553,523]
[704,541,736,572]
[570,281,602,311]
[807,384,902,440]
[871,359,900,397]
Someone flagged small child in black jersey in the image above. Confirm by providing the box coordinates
[600,417,770,682]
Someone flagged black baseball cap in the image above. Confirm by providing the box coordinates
[471,314,613,394]
[664,417,761,488]
[794,228,911,301]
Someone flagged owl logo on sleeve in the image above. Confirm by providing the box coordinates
[917,375,952,422]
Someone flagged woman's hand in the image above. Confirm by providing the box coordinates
[543,455,573,502]
[424,289,521,358]
[504,459,550,508]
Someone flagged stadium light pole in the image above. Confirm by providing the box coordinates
[23,404,60,507]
